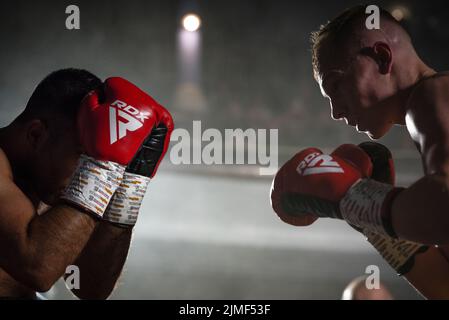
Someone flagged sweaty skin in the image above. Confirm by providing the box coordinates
[0,122,132,299]
[0,147,95,298]
[320,71,449,298]
[385,73,449,299]
[396,73,449,244]
[401,73,449,275]
[314,12,449,298]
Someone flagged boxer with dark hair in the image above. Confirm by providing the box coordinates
[272,5,449,299]
[0,68,173,299]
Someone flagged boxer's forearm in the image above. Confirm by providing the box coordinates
[2,204,97,292]
[402,246,449,299]
[391,174,449,244]
[69,221,132,300]
[360,228,449,299]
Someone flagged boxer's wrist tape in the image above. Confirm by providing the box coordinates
[363,229,429,276]
[340,179,400,237]
[60,154,125,217]
[103,172,151,227]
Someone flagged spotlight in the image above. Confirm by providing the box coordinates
[390,6,411,22]
[182,14,201,32]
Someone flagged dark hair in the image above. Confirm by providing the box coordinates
[17,68,102,125]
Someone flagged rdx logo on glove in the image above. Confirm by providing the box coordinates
[296,152,344,176]
[109,100,150,144]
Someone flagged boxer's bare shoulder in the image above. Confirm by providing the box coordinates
[405,72,449,174]
[0,150,39,298]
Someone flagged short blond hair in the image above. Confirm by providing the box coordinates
[310,5,405,80]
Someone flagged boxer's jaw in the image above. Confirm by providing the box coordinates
[317,39,406,139]
[319,59,400,139]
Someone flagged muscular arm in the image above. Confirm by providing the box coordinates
[404,246,449,299]
[391,174,449,243]
[390,75,449,244]
[0,157,97,292]
[358,228,449,299]
[68,222,132,300]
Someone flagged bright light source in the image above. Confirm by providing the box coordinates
[391,8,404,21]
[390,6,411,22]
[182,14,201,32]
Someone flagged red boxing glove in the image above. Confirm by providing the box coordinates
[78,77,158,165]
[61,77,162,217]
[357,142,395,185]
[271,144,401,236]
[103,107,174,227]
[271,147,370,226]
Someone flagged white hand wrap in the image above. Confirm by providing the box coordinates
[363,229,428,275]
[340,179,395,235]
[61,154,125,217]
[103,172,151,226]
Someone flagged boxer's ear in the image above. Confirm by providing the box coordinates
[360,42,393,74]
[373,42,393,74]
[26,119,49,151]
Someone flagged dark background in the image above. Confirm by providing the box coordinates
[1,0,448,299]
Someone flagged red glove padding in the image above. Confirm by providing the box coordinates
[78,77,161,165]
[271,144,400,237]
[270,146,372,226]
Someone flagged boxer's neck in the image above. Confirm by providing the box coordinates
[391,62,436,125]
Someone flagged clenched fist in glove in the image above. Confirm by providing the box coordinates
[61,77,165,218]
[270,143,403,237]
